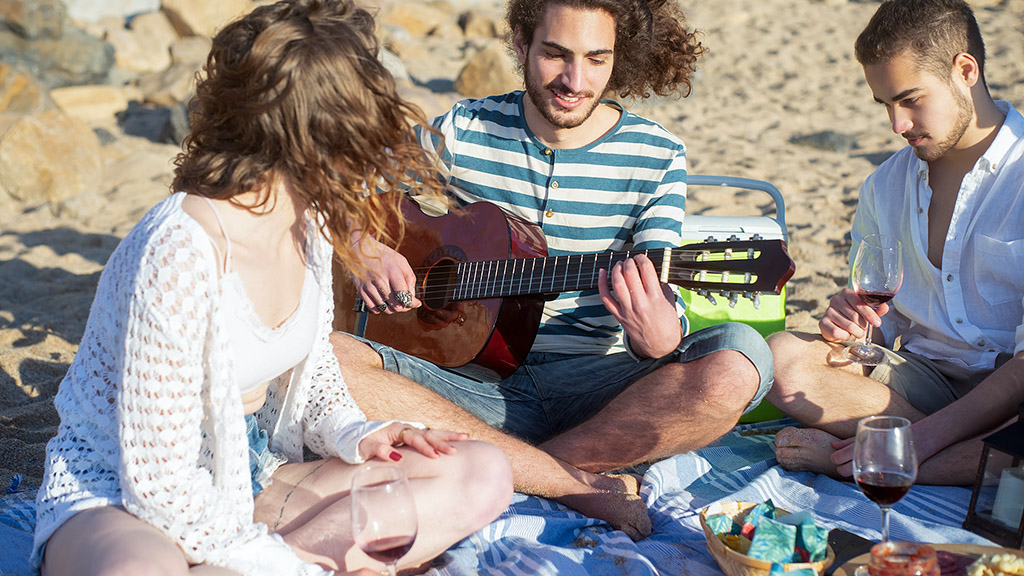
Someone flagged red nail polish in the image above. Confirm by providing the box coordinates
[389,451,402,461]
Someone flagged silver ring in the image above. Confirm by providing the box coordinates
[395,290,413,307]
[375,303,388,313]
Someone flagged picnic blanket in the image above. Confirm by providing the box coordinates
[0,419,994,575]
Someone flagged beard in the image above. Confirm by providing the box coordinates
[523,59,604,130]
[913,85,973,162]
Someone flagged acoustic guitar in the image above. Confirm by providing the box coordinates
[334,196,796,381]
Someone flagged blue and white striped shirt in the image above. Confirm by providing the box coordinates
[421,91,688,355]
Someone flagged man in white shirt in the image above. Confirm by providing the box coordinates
[766,0,1024,484]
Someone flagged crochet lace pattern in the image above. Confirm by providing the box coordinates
[32,193,395,575]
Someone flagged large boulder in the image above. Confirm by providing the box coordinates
[0,26,114,89]
[103,11,178,74]
[162,0,253,38]
[0,0,65,40]
[0,108,103,207]
[0,63,57,115]
[454,40,520,99]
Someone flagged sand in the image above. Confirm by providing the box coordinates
[2,0,1023,493]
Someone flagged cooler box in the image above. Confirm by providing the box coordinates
[682,175,788,423]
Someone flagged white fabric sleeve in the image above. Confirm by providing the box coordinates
[116,233,329,575]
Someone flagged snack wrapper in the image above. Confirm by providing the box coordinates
[770,563,818,576]
[706,513,742,536]
[741,500,778,540]
[794,522,829,562]
[747,517,797,563]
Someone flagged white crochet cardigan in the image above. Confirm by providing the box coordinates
[33,193,397,575]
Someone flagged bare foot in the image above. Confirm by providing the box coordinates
[774,426,846,478]
[603,472,642,495]
[557,490,652,541]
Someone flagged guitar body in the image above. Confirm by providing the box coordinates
[335,198,549,381]
[334,197,796,381]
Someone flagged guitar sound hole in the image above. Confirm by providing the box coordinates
[421,258,457,310]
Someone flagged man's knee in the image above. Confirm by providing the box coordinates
[767,331,827,390]
[329,331,382,370]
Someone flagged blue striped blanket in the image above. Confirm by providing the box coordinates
[0,420,993,576]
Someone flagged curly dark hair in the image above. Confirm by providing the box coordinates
[506,0,706,99]
[172,0,444,276]
[855,0,986,87]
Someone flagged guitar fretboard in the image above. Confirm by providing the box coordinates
[452,249,670,301]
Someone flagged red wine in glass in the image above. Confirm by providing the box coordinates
[853,416,918,542]
[855,470,915,507]
[351,464,418,576]
[844,235,903,366]
[362,535,416,564]
[857,290,896,308]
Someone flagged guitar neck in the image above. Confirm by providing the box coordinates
[451,250,663,301]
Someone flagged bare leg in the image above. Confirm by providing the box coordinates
[767,332,997,484]
[41,506,240,576]
[541,350,759,472]
[253,441,512,572]
[330,332,652,540]
[767,331,925,439]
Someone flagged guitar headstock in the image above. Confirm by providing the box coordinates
[669,237,796,305]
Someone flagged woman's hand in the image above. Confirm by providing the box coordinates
[351,236,419,314]
[358,422,469,462]
[819,287,890,343]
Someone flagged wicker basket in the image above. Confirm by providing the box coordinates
[699,501,836,576]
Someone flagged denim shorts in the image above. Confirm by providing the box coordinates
[361,322,773,445]
[246,414,287,499]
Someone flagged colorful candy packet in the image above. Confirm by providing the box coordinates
[748,516,797,563]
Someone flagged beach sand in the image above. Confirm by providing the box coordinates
[2,0,1023,493]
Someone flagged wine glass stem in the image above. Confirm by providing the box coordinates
[386,562,398,576]
[863,318,874,348]
[880,505,891,542]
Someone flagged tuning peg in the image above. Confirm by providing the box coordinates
[728,292,739,308]
[698,289,717,305]
[747,292,761,310]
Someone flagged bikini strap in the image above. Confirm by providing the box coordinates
[198,195,233,274]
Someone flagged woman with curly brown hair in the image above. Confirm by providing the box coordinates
[30,1,512,574]
[332,0,773,543]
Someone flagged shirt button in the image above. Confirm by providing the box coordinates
[946,274,954,282]
[955,317,963,324]
[977,340,985,347]
[544,148,553,155]
[545,209,554,218]
[918,208,923,213]
[551,181,559,188]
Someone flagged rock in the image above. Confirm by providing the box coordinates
[170,36,211,67]
[117,100,190,145]
[380,46,411,85]
[49,85,133,125]
[381,1,456,38]
[459,8,502,39]
[137,62,198,107]
[63,0,161,24]
[162,0,253,38]
[104,11,177,74]
[0,0,66,40]
[0,108,103,206]
[454,40,520,99]
[789,130,859,153]
[0,63,57,115]
[0,26,114,89]
[397,83,460,122]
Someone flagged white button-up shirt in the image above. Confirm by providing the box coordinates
[850,101,1024,371]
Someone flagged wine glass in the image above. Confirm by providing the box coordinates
[853,415,918,542]
[351,463,418,576]
[843,234,903,366]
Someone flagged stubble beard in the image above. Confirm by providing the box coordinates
[523,61,604,130]
[915,86,974,162]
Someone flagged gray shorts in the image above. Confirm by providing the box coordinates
[869,348,1011,414]
[361,322,773,445]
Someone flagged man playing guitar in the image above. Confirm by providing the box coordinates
[331,0,775,540]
